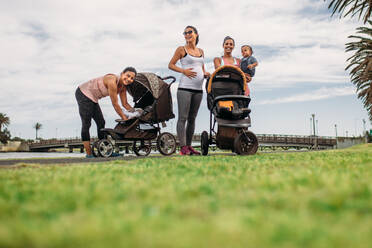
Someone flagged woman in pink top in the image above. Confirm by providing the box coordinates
[213,36,252,95]
[213,36,241,68]
[75,67,136,158]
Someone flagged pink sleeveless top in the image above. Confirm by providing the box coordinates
[79,74,119,103]
[220,56,240,67]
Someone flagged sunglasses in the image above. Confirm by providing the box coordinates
[183,30,193,36]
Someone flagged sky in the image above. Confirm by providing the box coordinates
[0,0,371,140]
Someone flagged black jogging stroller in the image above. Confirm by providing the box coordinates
[92,73,177,157]
[201,65,259,155]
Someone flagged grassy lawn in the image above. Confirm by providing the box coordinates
[0,144,371,248]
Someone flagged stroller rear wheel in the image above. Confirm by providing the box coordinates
[91,141,100,157]
[133,140,152,156]
[97,139,114,158]
[234,131,258,155]
[157,132,176,156]
[201,131,209,156]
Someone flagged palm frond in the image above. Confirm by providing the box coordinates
[345,21,372,121]
[327,0,372,24]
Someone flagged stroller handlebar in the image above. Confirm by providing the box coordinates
[213,94,250,102]
[160,76,176,84]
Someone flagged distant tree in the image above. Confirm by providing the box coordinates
[345,21,372,121]
[11,136,25,142]
[0,128,11,144]
[326,0,372,122]
[34,122,42,140]
[0,113,11,144]
[0,113,10,133]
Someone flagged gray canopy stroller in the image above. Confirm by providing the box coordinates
[201,65,258,155]
[92,73,177,157]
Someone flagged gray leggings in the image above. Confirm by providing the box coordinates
[177,88,203,147]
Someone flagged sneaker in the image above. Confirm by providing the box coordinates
[111,152,122,157]
[188,146,201,155]
[179,146,191,155]
[85,154,94,158]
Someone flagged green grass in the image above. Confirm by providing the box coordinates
[0,144,372,248]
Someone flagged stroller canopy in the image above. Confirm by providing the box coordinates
[127,72,168,101]
[127,72,175,123]
[207,65,247,94]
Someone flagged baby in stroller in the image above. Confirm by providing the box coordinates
[92,73,178,157]
[201,65,259,155]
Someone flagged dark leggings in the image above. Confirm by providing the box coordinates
[177,88,203,147]
[75,87,105,141]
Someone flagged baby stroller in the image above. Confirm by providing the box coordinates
[201,65,258,155]
[93,73,177,157]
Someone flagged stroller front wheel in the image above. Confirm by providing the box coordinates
[157,132,176,156]
[201,131,209,156]
[133,140,152,156]
[234,131,258,155]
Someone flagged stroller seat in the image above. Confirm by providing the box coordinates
[216,100,251,120]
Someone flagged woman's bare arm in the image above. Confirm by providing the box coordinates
[104,75,128,120]
[213,57,221,69]
[119,87,134,112]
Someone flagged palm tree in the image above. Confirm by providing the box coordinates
[327,0,372,24]
[34,122,42,140]
[345,21,372,121]
[326,0,372,122]
[0,113,10,133]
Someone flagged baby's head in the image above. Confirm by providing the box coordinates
[241,45,253,58]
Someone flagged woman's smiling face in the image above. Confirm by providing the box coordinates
[183,27,196,43]
[223,39,235,53]
[121,71,136,85]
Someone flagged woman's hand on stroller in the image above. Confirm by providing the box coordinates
[182,68,197,79]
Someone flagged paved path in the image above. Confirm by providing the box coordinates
[0,150,310,167]
[0,155,164,167]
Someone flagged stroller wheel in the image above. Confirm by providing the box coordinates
[157,132,176,156]
[133,140,152,156]
[91,141,100,157]
[97,139,114,158]
[201,131,209,156]
[234,131,258,155]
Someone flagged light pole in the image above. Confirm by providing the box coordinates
[312,114,317,149]
[354,118,358,137]
[316,120,319,136]
[334,124,338,149]
[363,119,366,135]
[312,114,316,136]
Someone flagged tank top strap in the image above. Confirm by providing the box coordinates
[183,46,188,55]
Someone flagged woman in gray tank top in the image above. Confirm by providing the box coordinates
[168,25,210,155]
